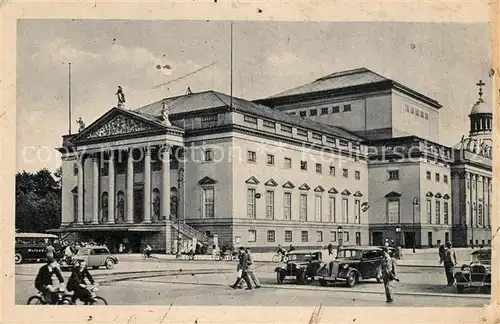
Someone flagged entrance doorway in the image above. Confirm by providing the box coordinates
[134,188,144,223]
[404,232,415,249]
[427,232,433,248]
[372,232,383,246]
[355,232,361,246]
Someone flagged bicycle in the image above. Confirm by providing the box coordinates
[272,253,288,263]
[26,287,74,305]
[141,251,158,260]
[72,285,108,305]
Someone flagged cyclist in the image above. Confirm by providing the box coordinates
[67,259,96,303]
[34,258,65,305]
[144,245,152,259]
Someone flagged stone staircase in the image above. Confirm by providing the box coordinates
[170,215,210,244]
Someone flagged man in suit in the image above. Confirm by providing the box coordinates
[229,247,253,290]
[381,247,399,303]
[245,248,261,289]
[34,258,65,304]
[67,259,96,303]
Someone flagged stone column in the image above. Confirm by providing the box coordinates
[126,149,134,223]
[107,151,116,224]
[77,155,85,225]
[161,146,171,221]
[143,146,152,223]
[91,155,100,225]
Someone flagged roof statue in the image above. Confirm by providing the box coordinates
[186,87,193,95]
[76,117,85,133]
[116,86,126,108]
[161,100,172,127]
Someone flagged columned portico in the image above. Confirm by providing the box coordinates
[126,149,134,223]
[161,146,170,221]
[92,155,100,224]
[143,146,152,223]
[107,151,116,224]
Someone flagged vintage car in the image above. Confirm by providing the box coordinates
[59,246,118,271]
[15,232,58,264]
[454,248,491,293]
[275,250,323,284]
[316,246,386,287]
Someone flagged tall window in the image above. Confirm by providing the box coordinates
[435,200,441,224]
[265,191,275,219]
[435,173,440,182]
[329,166,336,176]
[354,200,361,224]
[317,231,323,242]
[283,192,292,220]
[247,188,256,219]
[202,187,214,218]
[284,157,292,169]
[267,154,275,165]
[387,199,400,223]
[73,193,78,222]
[300,161,308,170]
[355,171,360,180]
[444,202,449,225]
[315,196,322,222]
[267,230,276,243]
[203,149,213,162]
[247,151,257,163]
[299,194,308,221]
[248,230,256,242]
[478,203,483,226]
[426,200,432,224]
[285,230,293,242]
[316,163,322,174]
[301,231,308,242]
[343,168,348,178]
[331,231,337,242]
[328,196,336,222]
[426,171,431,180]
[342,198,348,223]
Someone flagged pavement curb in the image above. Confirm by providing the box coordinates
[97,269,223,284]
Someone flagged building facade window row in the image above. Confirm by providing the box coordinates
[246,229,356,244]
[287,103,353,118]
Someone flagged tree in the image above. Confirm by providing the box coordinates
[15,168,61,233]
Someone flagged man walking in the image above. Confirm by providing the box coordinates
[229,247,253,290]
[327,243,333,255]
[245,248,261,288]
[443,241,457,286]
[381,247,399,303]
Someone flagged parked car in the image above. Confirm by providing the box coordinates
[316,246,385,287]
[275,250,324,284]
[15,233,58,264]
[59,246,118,271]
[454,248,491,294]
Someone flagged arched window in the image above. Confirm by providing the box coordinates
[171,187,178,217]
[152,188,161,222]
[116,191,125,223]
[101,192,109,223]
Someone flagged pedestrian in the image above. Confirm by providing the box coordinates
[288,244,295,253]
[438,243,446,264]
[45,241,55,260]
[381,247,399,303]
[245,248,261,288]
[229,247,253,290]
[443,241,457,286]
[327,243,333,255]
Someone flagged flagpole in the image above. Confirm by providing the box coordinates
[230,20,233,110]
[68,62,72,134]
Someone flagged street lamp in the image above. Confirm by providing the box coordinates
[176,168,185,259]
[337,226,344,250]
[395,225,402,247]
[412,197,419,253]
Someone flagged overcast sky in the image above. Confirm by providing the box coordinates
[16,20,491,172]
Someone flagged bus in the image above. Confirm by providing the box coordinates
[15,232,58,264]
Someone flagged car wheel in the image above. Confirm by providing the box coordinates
[319,279,328,286]
[346,272,356,287]
[105,259,115,269]
[15,253,23,264]
[375,266,383,283]
[276,271,285,284]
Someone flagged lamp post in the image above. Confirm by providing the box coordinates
[395,225,402,247]
[412,197,419,253]
[176,168,185,259]
[337,226,344,251]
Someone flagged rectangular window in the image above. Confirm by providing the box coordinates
[299,194,308,221]
[265,190,275,220]
[426,200,432,224]
[326,136,336,146]
[343,104,352,112]
[343,168,348,178]
[411,107,415,114]
[444,202,449,225]
[299,111,307,117]
[315,195,323,222]
[332,106,340,113]
[263,120,276,129]
[328,196,336,222]
[435,200,441,224]
[321,107,329,115]
[435,173,440,182]
[355,171,360,180]
[247,188,256,219]
[202,187,215,218]
[444,175,448,183]
[312,133,322,140]
[331,231,337,242]
[317,231,323,242]
[388,170,399,180]
[267,230,276,243]
[300,161,308,171]
[204,149,213,162]
[315,163,322,174]
[420,111,425,118]
[266,154,275,165]
[285,230,293,242]
[283,192,292,220]
[344,232,350,242]
[247,151,257,163]
[342,198,348,223]
[248,230,256,242]
[309,109,317,116]
[284,157,292,169]
[329,166,336,176]
[425,113,429,120]
[297,128,307,137]
[281,124,292,133]
[405,104,410,113]
[387,199,400,223]
[244,115,257,125]
[301,231,308,242]
[355,199,361,224]
[426,171,432,180]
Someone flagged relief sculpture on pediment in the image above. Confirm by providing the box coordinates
[87,115,153,139]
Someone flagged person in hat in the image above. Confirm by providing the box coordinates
[34,257,65,304]
[67,259,96,303]
[381,247,399,303]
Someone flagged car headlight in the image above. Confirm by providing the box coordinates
[342,264,349,269]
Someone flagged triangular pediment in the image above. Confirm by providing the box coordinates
[314,185,325,192]
[353,191,364,197]
[341,189,351,195]
[198,176,216,185]
[72,108,167,143]
[443,194,450,200]
[245,176,260,185]
[282,181,295,189]
[426,191,434,197]
[328,187,338,194]
[385,191,401,198]
[71,186,78,194]
[264,178,278,187]
[435,192,442,198]
[299,183,310,191]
